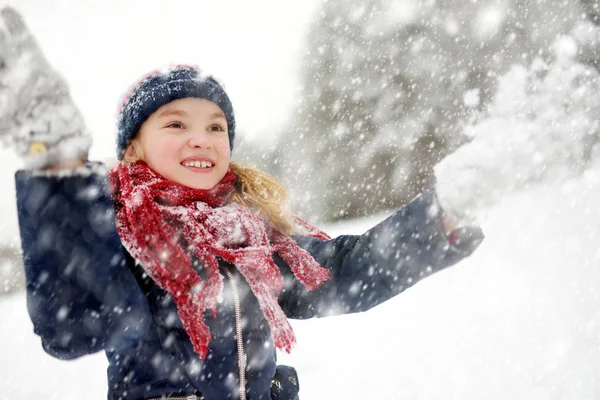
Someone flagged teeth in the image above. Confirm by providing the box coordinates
[184,161,213,168]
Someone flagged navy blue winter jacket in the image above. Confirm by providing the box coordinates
[15,164,482,400]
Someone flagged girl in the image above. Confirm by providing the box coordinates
[13,64,483,400]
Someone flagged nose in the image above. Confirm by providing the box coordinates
[187,129,213,149]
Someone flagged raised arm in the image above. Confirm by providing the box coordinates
[277,189,483,318]
[16,164,150,359]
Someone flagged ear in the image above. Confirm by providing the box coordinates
[123,140,143,163]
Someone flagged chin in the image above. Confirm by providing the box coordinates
[166,171,217,190]
[185,179,218,190]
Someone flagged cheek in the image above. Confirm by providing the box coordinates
[143,137,180,169]
[218,139,231,161]
[151,137,179,157]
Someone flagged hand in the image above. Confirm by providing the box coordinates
[441,206,484,256]
[0,7,91,170]
[441,214,458,235]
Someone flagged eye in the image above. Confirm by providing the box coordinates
[209,124,226,132]
[165,121,185,129]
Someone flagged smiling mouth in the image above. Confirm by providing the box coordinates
[182,160,214,169]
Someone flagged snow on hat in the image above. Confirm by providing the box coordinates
[116,65,236,160]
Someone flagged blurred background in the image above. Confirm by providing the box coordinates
[2,1,600,399]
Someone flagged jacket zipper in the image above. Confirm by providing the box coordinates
[224,268,247,400]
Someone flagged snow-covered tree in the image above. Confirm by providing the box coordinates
[571,18,600,70]
[580,0,600,26]
[277,0,589,222]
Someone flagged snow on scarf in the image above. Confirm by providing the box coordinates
[108,161,331,359]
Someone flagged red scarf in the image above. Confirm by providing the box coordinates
[108,161,331,359]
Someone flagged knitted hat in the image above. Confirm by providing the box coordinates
[116,65,236,160]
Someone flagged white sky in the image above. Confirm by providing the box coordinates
[1,0,322,159]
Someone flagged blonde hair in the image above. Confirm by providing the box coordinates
[229,162,296,234]
[123,140,295,234]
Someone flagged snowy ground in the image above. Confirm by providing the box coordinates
[2,173,599,399]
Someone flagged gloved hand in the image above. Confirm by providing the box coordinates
[0,6,91,170]
[433,177,485,255]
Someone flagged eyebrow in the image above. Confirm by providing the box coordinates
[157,109,187,118]
[209,112,227,121]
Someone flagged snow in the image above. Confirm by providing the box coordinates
[283,175,600,400]
[463,89,481,108]
[473,4,507,41]
[278,0,589,223]
[434,42,600,226]
[2,174,600,398]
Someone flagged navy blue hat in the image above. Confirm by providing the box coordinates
[116,65,236,160]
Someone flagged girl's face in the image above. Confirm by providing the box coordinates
[125,98,231,190]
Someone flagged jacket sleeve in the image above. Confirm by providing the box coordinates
[15,163,150,360]
[277,188,484,319]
